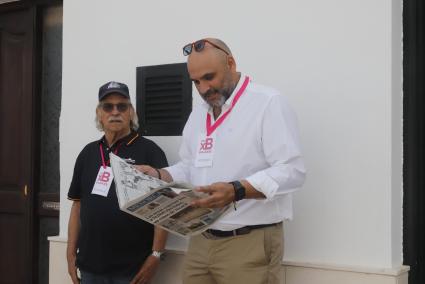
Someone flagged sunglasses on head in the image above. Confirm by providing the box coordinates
[183,39,229,56]
[100,102,130,113]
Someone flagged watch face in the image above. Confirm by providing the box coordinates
[152,251,162,258]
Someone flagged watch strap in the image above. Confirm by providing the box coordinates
[230,181,246,201]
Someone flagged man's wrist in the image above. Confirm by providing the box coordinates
[229,181,246,201]
[151,250,163,259]
[154,168,162,179]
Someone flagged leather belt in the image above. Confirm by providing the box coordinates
[203,222,281,238]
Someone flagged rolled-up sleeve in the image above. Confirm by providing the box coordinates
[246,94,306,200]
[165,160,190,183]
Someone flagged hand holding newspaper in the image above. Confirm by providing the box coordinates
[110,153,229,237]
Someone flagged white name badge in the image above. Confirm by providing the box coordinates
[195,134,216,168]
[91,166,114,197]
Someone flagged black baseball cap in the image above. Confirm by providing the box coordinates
[98,81,130,101]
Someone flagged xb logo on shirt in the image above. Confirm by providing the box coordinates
[98,171,111,182]
[200,138,214,151]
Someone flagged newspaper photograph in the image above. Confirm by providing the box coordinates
[110,153,229,237]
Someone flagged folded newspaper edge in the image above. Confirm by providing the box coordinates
[109,153,229,238]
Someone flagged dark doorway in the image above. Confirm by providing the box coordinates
[0,7,37,284]
[0,1,62,283]
[403,0,425,284]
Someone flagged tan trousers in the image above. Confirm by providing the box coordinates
[183,223,283,284]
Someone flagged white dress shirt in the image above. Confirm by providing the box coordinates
[166,74,306,230]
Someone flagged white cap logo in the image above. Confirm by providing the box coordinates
[107,81,120,89]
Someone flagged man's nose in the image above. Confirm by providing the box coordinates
[110,106,120,115]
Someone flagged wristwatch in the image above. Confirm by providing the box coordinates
[230,181,246,201]
[151,250,163,259]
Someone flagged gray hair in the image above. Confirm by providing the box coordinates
[95,103,139,132]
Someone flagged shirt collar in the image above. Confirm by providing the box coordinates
[99,131,139,149]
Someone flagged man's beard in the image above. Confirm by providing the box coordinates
[202,85,234,108]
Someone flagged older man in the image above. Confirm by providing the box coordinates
[67,81,168,284]
[140,38,306,284]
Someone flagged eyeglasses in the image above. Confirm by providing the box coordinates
[100,102,130,113]
[183,39,229,56]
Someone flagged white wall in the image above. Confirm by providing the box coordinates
[60,0,403,270]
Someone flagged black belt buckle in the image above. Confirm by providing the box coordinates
[234,226,251,236]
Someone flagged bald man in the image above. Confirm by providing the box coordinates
[140,38,306,284]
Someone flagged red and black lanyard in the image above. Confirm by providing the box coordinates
[99,143,122,169]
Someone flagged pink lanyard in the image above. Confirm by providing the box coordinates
[99,143,122,169]
[206,76,250,136]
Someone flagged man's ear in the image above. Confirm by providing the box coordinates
[227,56,237,71]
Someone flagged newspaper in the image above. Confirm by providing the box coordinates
[110,153,229,237]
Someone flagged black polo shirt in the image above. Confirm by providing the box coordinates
[68,132,168,276]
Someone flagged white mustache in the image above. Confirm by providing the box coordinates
[108,116,123,123]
